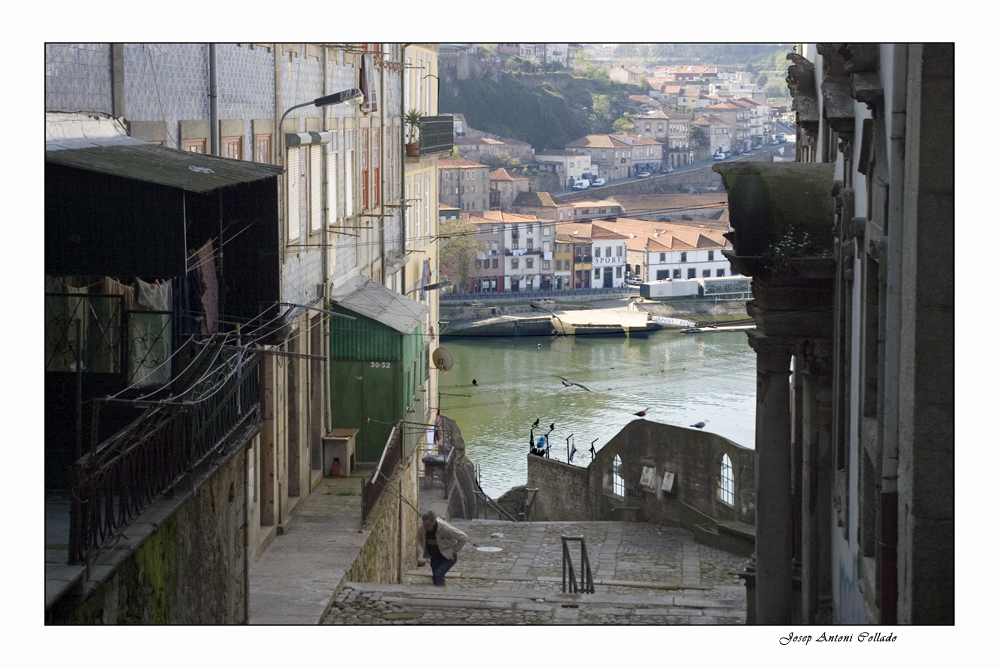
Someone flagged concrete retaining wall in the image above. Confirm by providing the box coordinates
[53,447,250,624]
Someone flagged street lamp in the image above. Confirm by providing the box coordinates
[278,88,363,258]
[278,88,364,131]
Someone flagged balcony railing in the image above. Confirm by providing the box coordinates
[419,115,454,157]
[69,344,262,564]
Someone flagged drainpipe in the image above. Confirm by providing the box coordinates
[321,46,329,299]
[879,42,908,625]
[400,43,413,293]
[209,44,219,156]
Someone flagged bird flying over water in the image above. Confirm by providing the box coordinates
[559,376,591,392]
[690,420,709,429]
[634,407,649,418]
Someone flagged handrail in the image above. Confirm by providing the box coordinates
[474,490,519,522]
[561,535,595,594]
[361,420,403,523]
[519,488,538,522]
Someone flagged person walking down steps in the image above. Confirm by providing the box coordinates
[418,510,468,586]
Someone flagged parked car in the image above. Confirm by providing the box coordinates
[713,152,727,160]
[626,277,642,285]
[666,166,674,173]
[572,179,590,190]
[592,178,606,187]
[637,171,651,179]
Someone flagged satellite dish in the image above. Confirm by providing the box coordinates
[432,347,454,372]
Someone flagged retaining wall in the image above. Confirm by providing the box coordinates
[526,420,755,552]
[52,446,250,624]
[345,448,421,583]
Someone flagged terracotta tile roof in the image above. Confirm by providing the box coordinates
[513,191,569,208]
[438,204,460,211]
[439,157,489,169]
[568,198,620,209]
[604,194,728,216]
[564,134,630,149]
[470,210,548,224]
[489,168,528,181]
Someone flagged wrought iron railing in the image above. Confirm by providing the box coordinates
[561,535,595,594]
[69,345,261,564]
[362,420,403,523]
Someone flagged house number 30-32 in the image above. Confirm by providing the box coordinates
[370,362,391,369]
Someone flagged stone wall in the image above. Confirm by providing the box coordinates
[525,456,592,521]
[526,420,754,546]
[345,449,421,583]
[54,447,249,624]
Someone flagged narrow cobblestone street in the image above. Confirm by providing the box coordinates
[322,520,746,625]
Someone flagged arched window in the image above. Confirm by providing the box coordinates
[719,454,734,506]
[612,454,624,498]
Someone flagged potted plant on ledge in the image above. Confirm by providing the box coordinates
[405,108,422,157]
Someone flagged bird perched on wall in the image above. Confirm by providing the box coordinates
[690,419,709,429]
[532,417,540,429]
[559,376,591,392]
[634,407,650,418]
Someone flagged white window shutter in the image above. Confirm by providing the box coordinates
[287,147,300,242]
[327,144,338,223]
[345,149,354,219]
[310,145,322,233]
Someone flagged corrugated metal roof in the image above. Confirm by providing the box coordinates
[45,139,284,193]
[329,276,428,335]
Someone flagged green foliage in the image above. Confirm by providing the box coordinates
[442,72,634,149]
[612,115,634,133]
[756,73,769,87]
[404,108,422,143]
[439,217,487,293]
[690,125,709,148]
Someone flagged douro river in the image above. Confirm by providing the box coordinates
[437,330,757,498]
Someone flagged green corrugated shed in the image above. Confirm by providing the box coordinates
[327,277,428,462]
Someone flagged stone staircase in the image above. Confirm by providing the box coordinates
[322,519,747,625]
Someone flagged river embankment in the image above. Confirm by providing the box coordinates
[439,293,750,337]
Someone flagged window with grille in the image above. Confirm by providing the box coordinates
[719,454,734,505]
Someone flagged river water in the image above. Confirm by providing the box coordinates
[436,330,758,498]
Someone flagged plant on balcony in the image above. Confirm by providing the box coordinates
[405,108,422,157]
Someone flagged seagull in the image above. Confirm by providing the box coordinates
[472,379,478,387]
[690,420,710,429]
[634,407,650,418]
[559,376,591,392]
[538,343,542,349]
[532,418,540,429]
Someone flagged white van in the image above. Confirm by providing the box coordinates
[592,178,606,187]
[572,179,590,190]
